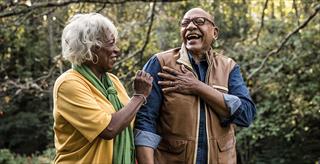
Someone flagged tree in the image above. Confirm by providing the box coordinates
[0,1,319,163]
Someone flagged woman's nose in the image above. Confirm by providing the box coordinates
[114,46,120,56]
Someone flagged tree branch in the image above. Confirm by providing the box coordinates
[96,2,107,13]
[0,0,124,18]
[1,54,63,96]
[293,0,300,25]
[115,1,156,67]
[0,0,183,18]
[248,4,320,80]
[139,1,156,66]
[34,55,63,82]
[253,0,268,44]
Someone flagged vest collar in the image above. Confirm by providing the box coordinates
[177,43,214,70]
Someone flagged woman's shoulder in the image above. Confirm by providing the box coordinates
[56,69,83,82]
[54,69,89,90]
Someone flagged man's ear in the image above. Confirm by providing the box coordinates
[213,27,219,40]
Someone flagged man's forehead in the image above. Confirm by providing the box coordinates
[183,8,213,21]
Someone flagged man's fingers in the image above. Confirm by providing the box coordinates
[162,86,179,93]
[158,80,174,87]
[163,66,182,76]
[158,72,176,81]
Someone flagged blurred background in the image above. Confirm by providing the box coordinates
[0,0,319,163]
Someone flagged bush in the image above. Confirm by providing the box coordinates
[0,148,55,164]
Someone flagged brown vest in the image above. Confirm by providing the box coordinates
[154,45,237,164]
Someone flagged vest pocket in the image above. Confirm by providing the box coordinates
[156,138,187,163]
[217,133,237,164]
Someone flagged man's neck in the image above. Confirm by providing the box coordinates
[191,52,206,64]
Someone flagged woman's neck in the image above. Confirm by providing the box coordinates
[84,63,103,80]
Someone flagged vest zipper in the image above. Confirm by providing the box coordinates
[180,60,210,164]
[189,63,212,164]
[190,69,200,164]
[205,58,213,164]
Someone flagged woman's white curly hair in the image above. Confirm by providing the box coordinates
[61,13,118,66]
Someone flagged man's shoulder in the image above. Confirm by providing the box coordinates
[155,47,181,58]
[210,50,237,70]
[213,50,236,64]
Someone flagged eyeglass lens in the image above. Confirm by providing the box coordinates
[181,17,206,27]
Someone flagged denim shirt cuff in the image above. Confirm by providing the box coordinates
[223,93,242,116]
[134,129,161,149]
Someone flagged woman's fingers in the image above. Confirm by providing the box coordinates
[136,70,153,83]
[137,70,142,76]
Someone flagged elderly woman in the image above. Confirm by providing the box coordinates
[53,13,153,163]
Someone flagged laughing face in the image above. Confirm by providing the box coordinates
[180,8,218,55]
[94,36,120,72]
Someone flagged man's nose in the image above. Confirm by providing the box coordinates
[186,21,197,30]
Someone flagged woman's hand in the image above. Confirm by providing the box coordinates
[133,70,153,97]
[99,70,153,140]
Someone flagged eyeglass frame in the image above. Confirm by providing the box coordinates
[180,17,217,28]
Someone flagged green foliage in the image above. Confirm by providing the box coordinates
[0,91,53,154]
[0,0,319,163]
[0,148,55,164]
[233,1,320,163]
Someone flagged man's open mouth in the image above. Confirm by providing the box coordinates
[186,33,202,41]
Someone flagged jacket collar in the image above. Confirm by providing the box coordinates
[177,43,214,70]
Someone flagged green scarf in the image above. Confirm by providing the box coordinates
[73,65,135,164]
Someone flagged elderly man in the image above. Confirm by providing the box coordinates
[134,8,256,163]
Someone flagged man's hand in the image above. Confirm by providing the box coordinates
[158,65,200,94]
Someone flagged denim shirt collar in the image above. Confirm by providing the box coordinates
[187,51,208,66]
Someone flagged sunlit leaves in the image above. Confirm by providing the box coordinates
[0,0,319,162]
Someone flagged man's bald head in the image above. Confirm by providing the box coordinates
[183,8,214,23]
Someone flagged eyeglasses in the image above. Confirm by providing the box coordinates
[180,17,215,27]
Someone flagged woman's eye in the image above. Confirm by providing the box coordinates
[109,39,115,45]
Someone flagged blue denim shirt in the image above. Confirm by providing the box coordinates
[189,54,208,163]
[134,54,256,163]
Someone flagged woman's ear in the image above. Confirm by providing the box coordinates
[91,45,100,54]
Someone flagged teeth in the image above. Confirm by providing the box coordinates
[187,34,201,40]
